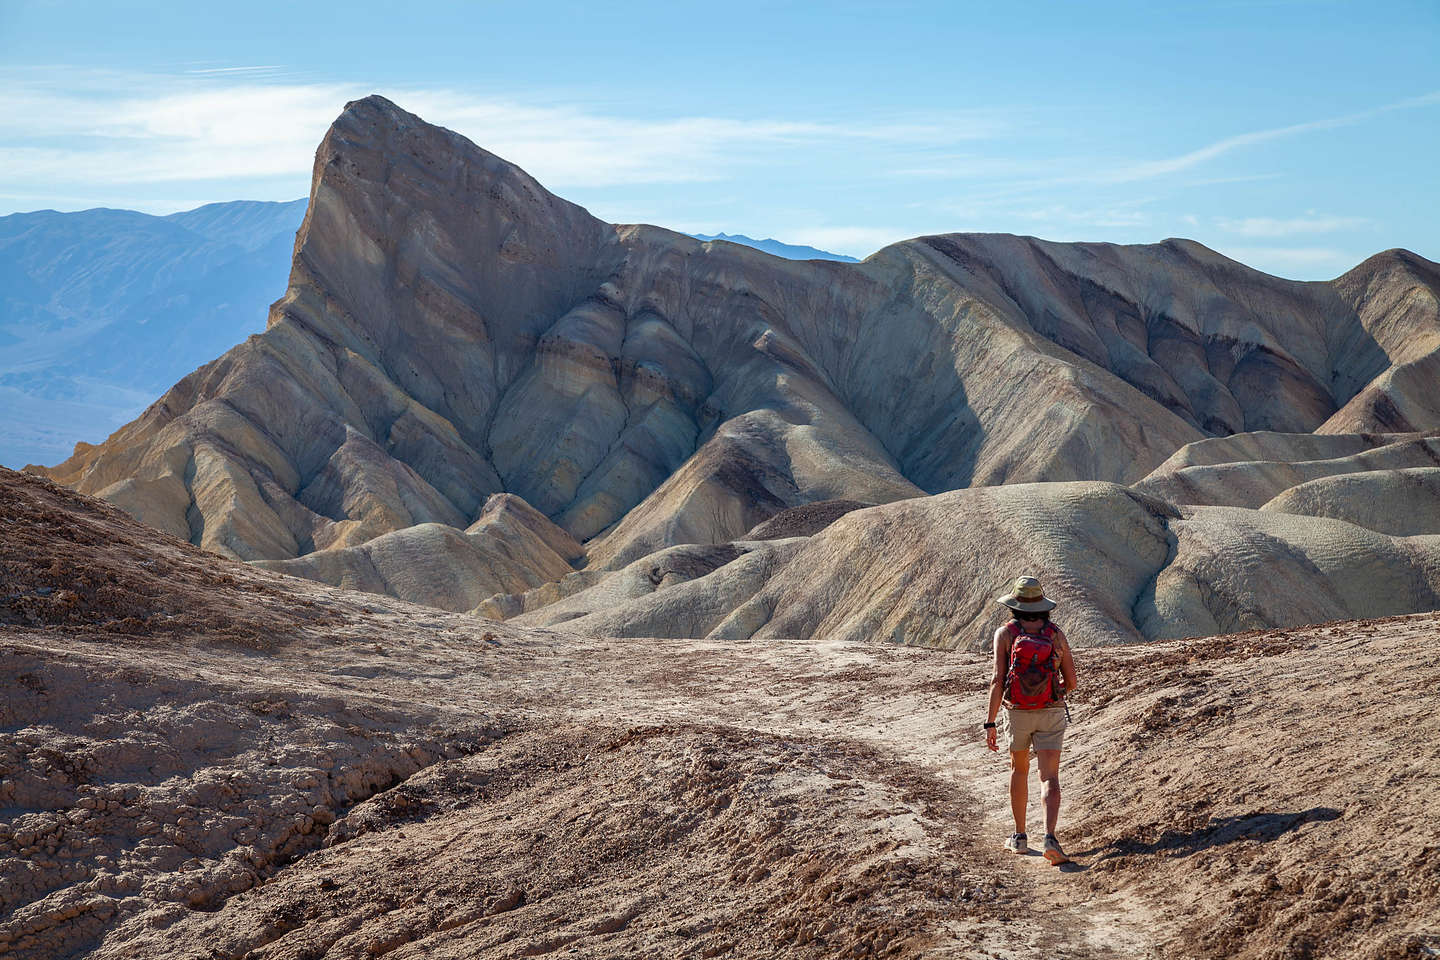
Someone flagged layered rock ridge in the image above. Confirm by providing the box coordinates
[254,493,582,613]
[31,96,1440,637]
[510,468,1440,648]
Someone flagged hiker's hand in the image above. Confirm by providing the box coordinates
[985,727,998,752]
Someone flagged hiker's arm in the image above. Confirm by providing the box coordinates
[1057,629,1078,695]
[985,628,1008,751]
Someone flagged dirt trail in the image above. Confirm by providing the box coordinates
[11,611,1437,958]
[3,470,1438,958]
[5,619,1161,960]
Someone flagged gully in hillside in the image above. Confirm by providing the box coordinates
[984,575,1079,865]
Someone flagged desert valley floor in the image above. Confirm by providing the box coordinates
[3,469,1437,960]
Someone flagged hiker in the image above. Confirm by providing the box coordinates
[983,575,1078,865]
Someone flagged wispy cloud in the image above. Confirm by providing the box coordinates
[888,153,1053,180]
[1008,202,1152,229]
[407,92,991,188]
[1216,214,1372,237]
[1185,173,1283,187]
[0,68,1008,211]
[895,91,1440,191]
[1112,120,1342,182]
[1213,245,1362,279]
[0,77,356,188]
[184,65,286,75]
[1107,90,1440,184]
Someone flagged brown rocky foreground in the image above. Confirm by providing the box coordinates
[3,468,1437,959]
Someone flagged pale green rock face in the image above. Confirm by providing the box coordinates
[35,96,1440,640]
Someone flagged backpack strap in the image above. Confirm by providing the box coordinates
[999,619,1019,653]
[1002,619,1026,657]
[1043,623,1071,715]
[1000,621,1020,708]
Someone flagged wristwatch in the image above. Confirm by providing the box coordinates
[983,722,997,730]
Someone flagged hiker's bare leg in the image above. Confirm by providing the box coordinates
[1036,748,1062,835]
[1009,749,1029,833]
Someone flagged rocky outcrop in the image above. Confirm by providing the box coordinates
[30,96,1440,635]
[1133,432,1440,508]
[0,466,326,643]
[512,474,1440,647]
[1322,249,1440,433]
[1139,506,1440,639]
[509,539,807,638]
[1259,466,1440,536]
[558,483,1175,648]
[743,499,874,540]
[1138,431,1401,475]
[255,494,579,612]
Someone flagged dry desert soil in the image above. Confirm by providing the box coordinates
[3,468,1438,959]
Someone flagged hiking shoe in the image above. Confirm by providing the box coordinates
[1043,834,1070,865]
[1003,832,1028,854]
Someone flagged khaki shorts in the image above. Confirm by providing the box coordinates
[1004,706,1067,752]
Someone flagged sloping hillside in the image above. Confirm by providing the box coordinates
[503,478,1440,647]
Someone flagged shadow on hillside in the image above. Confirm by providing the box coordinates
[1086,807,1342,862]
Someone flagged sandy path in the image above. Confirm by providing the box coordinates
[6,608,1155,959]
[6,595,1438,958]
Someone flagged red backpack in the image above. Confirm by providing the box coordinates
[1004,621,1063,709]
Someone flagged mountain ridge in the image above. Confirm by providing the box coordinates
[28,94,1440,643]
[0,199,307,468]
[688,231,860,262]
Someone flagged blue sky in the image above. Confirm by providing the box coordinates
[1,0,1436,278]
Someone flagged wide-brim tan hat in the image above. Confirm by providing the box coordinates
[996,575,1057,612]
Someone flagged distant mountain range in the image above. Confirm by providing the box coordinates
[0,199,307,467]
[689,232,859,262]
[0,203,863,467]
